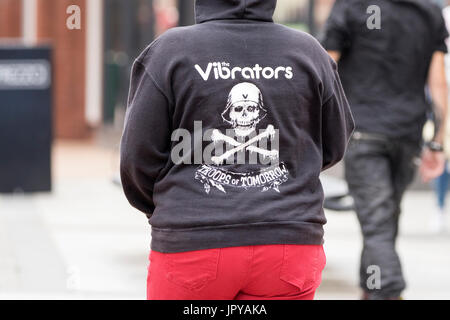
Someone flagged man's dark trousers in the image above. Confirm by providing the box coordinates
[345,132,421,299]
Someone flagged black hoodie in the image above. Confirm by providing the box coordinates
[120,0,355,253]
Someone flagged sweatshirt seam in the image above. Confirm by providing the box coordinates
[322,93,334,107]
[198,18,273,24]
[151,221,321,232]
[322,75,340,107]
[135,60,174,107]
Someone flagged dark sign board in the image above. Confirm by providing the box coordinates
[0,46,52,193]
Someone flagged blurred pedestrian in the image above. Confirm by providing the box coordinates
[120,0,354,300]
[429,1,450,233]
[322,0,449,300]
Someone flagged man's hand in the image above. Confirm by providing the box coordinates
[420,148,446,182]
[327,50,341,62]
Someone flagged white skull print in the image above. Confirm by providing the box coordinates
[210,82,279,166]
[222,82,267,137]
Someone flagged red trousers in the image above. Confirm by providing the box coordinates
[147,244,326,300]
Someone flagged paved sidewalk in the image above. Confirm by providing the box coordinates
[317,195,450,300]
[0,141,449,300]
[0,141,149,299]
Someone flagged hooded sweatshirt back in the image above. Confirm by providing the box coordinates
[120,0,355,253]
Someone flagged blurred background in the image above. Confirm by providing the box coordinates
[0,0,449,300]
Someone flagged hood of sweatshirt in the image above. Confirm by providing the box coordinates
[195,0,277,24]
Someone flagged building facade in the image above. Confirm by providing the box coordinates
[0,0,104,139]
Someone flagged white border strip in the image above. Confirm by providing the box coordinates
[22,0,37,45]
[85,0,104,126]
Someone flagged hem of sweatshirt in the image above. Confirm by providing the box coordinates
[150,221,324,253]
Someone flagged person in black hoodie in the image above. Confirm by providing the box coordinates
[120,0,354,300]
[322,0,448,300]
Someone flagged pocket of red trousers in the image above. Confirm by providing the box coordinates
[279,245,326,292]
[164,248,220,292]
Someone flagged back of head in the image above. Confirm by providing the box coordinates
[195,0,277,24]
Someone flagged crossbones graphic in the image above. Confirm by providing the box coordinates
[211,82,279,165]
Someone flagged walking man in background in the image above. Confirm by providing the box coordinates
[322,0,449,300]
